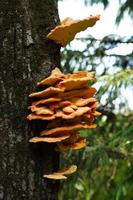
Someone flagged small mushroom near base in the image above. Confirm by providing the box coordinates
[43,165,77,180]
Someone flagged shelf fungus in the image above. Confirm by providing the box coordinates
[47,15,100,46]
[43,165,77,180]
[27,67,101,180]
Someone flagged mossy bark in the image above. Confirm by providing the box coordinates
[0,0,60,199]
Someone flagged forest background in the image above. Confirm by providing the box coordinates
[58,0,133,199]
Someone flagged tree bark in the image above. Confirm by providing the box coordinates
[0,0,60,199]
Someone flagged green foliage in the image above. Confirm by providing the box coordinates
[97,69,133,111]
[59,114,133,200]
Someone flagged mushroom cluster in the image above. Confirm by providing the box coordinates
[27,14,101,179]
[27,68,101,179]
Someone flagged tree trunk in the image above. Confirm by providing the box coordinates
[0,0,60,199]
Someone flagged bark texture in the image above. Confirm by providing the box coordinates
[0,0,60,199]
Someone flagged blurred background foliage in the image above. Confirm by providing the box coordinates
[85,0,133,24]
[58,0,133,199]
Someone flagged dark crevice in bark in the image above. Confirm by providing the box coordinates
[0,0,60,199]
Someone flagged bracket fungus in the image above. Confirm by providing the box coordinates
[43,165,77,180]
[27,68,101,179]
[27,14,101,180]
[47,15,100,46]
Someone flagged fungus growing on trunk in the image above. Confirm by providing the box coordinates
[47,15,100,46]
[27,68,101,179]
[43,165,77,180]
[27,11,101,181]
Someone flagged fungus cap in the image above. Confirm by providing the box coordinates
[29,87,64,98]
[40,123,96,136]
[57,137,86,151]
[43,165,77,180]
[47,15,100,46]
[37,67,65,86]
[29,133,70,143]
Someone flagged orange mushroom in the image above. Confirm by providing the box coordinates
[49,100,72,111]
[56,107,91,120]
[44,174,67,180]
[62,106,75,114]
[57,71,95,91]
[47,15,100,46]
[58,87,97,99]
[56,164,77,175]
[69,97,96,107]
[28,105,54,115]
[31,97,61,106]
[29,133,70,143]
[40,123,96,136]
[43,165,77,180]
[27,67,101,180]
[57,137,86,151]
[27,113,55,121]
[37,67,65,86]
[29,87,64,98]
